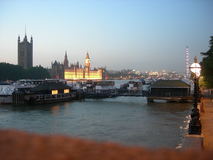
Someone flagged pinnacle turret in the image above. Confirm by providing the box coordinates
[64,51,69,69]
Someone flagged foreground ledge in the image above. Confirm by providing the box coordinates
[0,129,212,160]
[182,134,203,150]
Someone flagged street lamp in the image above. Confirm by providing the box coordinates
[188,56,201,135]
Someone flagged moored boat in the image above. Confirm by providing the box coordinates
[12,80,78,105]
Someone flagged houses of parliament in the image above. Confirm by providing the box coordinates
[51,52,104,80]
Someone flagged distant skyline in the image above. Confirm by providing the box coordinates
[0,0,213,73]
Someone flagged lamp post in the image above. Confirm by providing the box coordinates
[188,56,201,135]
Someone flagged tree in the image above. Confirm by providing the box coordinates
[200,36,213,88]
[0,63,25,81]
[26,66,50,79]
[0,63,50,81]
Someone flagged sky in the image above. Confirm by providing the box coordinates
[0,0,213,73]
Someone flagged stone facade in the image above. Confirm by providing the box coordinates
[50,61,64,79]
[18,35,33,69]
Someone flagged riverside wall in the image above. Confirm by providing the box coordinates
[200,97,213,150]
[0,129,212,160]
[182,96,213,150]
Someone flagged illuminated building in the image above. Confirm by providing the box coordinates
[64,53,104,80]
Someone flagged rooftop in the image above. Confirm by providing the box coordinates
[151,80,190,88]
[30,82,70,92]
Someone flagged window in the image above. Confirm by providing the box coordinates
[52,90,58,95]
[64,89,70,94]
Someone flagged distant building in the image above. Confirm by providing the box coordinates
[64,53,104,80]
[50,61,64,79]
[18,34,33,69]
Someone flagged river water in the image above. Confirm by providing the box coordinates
[0,96,191,148]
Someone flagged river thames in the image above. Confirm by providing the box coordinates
[0,96,191,148]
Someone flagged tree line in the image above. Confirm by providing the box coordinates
[0,63,50,81]
[200,36,213,88]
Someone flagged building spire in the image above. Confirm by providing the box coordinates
[64,51,69,69]
[25,25,27,36]
[18,35,20,42]
[23,25,28,41]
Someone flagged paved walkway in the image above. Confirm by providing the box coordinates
[200,98,213,150]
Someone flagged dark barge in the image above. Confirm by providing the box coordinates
[13,80,80,105]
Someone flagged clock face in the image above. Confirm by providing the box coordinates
[85,59,90,64]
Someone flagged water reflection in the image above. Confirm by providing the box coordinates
[51,105,60,115]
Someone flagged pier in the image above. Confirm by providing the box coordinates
[147,80,192,103]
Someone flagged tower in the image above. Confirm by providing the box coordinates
[64,51,69,69]
[84,52,90,69]
[18,34,33,69]
[185,46,190,78]
[84,52,91,79]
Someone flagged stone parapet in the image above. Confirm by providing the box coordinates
[0,130,212,160]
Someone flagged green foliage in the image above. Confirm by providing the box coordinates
[0,63,25,81]
[25,66,50,79]
[0,63,50,81]
[200,36,213,88]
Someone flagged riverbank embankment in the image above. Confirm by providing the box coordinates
[182,97,213,150]
[0,129,212,160]
[200,97,213,150]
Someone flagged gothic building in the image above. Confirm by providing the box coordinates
[50,51,67,79]
[64,52,104,80]
[50,61,64,79]
[18,34,33,69]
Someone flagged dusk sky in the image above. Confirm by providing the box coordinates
[0,0,213,72]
